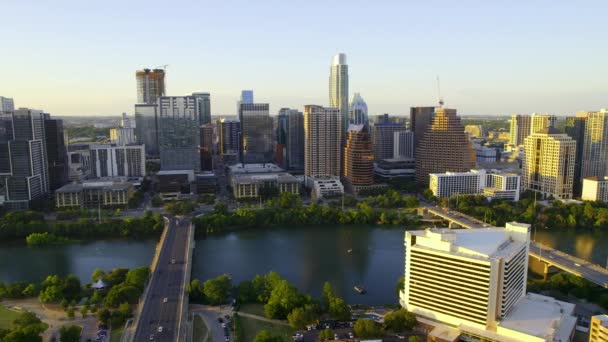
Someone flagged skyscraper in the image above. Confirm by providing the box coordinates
[136,68,166,104]
[329,53,349,138]
[240,90,254,104]
[0,109,49,209]
[192,92,211,125]
[277,108,304,171]
[415,108,476,185]
[199,124,214,171]
[372,118,407,160]
[218,119,240,155]
[44,115,68,191]
[509,114,531,146]
[409,106,435,150]
[158,96,200,171]
[0,97,14,113]
[134,104,159,156]
[343,124,374,193]
[522,127,576,199]
[581,109,608,179]
[89,144,146,178]
[530,113,557,134]
[565,113,588,196]
[120,112,131,128]
[304,105,341,178]
[239,103,273,164]
[349,93,368,129]
[393,131,414,159]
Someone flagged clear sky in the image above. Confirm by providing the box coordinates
[1,0,606,116]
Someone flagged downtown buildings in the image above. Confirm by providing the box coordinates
[158,96,201,171]
[239,103,273,164]
[89,144,146,178]
[343,124,375,194]
[329,53,349,139]
[277,108,304,172]
[304,105,342,178]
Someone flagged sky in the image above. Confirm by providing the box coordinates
[1,0,607,116]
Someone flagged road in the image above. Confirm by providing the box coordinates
[190,305,234,342]
[132,216,192,342]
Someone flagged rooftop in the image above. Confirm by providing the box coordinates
[229,163,284,174]
[593,314,608,327]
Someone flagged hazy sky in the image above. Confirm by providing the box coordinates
[1,1,607,116]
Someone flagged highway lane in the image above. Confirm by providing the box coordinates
[133,217,192,341]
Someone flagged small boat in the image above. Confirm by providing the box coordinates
[347,249,353,253]
[354,285,367,294]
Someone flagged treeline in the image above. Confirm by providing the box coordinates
[193,193,420,236]
[0,311,48,342]
[443,194,608,230]
[528,273,608,309]
[0,210,164,243]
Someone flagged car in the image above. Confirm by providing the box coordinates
[348,332,354,338]
[163,297,168,303]
[222,323,227,328]
[225,337,230,342]
[395,334,406,339]
[157,326,163,333]
[149,334,154,341]
[334,333,339,340]
[575,263,581,267]
[218,317,224,323]
[170,259,176,264]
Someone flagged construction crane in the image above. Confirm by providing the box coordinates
[436,75,444,107]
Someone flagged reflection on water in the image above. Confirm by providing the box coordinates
[534,230,608,266]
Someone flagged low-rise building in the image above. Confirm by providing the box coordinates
[55,181,134,209]
[373,158,415,181]
[311,177,344,203]
[582,177,608,202]
[429,169,521,201]
[195,172,218,194]
[157,170,195,200]
[232,173,300,199]
[590,314,608,342]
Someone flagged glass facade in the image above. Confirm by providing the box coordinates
[239,103,273,164]
[158,96,201,171]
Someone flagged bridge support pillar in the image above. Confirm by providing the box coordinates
[528,256,559,280]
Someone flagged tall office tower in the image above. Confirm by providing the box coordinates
[241,90,254,104]
[110,127,136,146]
[120,112,131,128]
[134,104,159,156]
[329,53,349,138]
[349,93,368,129]
[277,108,304,171]
[199,124,214,171]
[522,127,576,199]
[509,114,531,146]
[0,109,49,209]
[582,109,608,179]
[415,108,476,185]
[590,314,608,342]
[304,105,342,178]
[565,113,588,196]
[158,96,200,171]
[44,115,68,191]
[393,131,414,159]
[89,144,146,178]
[409,107,435,150]
[238,103,273,164]
[136,68,166,104]
[0,97,15,113]
[372,119,407,160]
[192,92,211,125]
[343,124,374,192]
[530,113,557,134]
[218,119,240,154]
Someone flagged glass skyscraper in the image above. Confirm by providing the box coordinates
[192,92,211,125]
[329,53,349,138]
[349,93,368,129]
[135,104,159,157]
[158,96,201,171]
[239,103,273,164]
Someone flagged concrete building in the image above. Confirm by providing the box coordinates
[277,108,304,172]
[393,131,414,159]
[110,127,136,146]
[304,105,342,178]
[158,96,200,171]
[44,115,68,191]
[192,92,211,125]
[218,119,240,155]
[329,53,349,138]
[0,96,14,113]
[565,113,588,196]
[231,173,300,199]
[349,93,368,129]
[473,142,499,164]
[374,158,416,181]
[89,144,146,178]
[429,169,521,201]
[372,120,407,160]
[415,108,476,185]
[410,106,435,150]
[582,177,608,202]
[582,109,608,179]
[67,146,91,181]
[343,124,374,194]
[55,181,134,209]
[134,104,159,156]
[531,113,557,134]
[589,314,608,342]
[401,223,577,342]
[311,177,344,203]
[228,163,284,178]
[0,109,49,209]
[120,112,131,128]
[239,103,273,164]
[522,127,576,199]
[136,68,165,104]
[157,170,195,200]
[509,114,531,147]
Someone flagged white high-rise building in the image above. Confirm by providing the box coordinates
[522,127,576,199]
[429,169,521,201]
[304,105,341,178]
[509,114,531,146]
[530,113,557,134]
[349,92,368,128]
[401,223,577,342]
[393,131,414,159]
[0,97,14,113]
[582,176,608,202]
[329,53,349,138]
[581,109,608,179]
[89,144,146,178]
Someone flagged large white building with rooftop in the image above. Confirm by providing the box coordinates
[590,314,608,342]
[400,223,577,342]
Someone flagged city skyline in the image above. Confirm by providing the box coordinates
[2,1,608,116]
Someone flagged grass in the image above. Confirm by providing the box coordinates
[238,315,293,342]
[0,306,21,329]
[110,327,123,341]
[193,315,210,342]
[238,303,265,316]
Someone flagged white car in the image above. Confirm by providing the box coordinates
[162,297,168,303]
[157,326,163,333]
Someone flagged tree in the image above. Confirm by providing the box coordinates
[253,330,283,342]
[203,275,232,305]
[354,319,382,339]
[383,309,417,332]
[125,266,150,290]
[80,305,88,318]
[66,306,75,320]
[264,280,307,319]
[321,282,334,311]
[62,275,81,301]
[22,283,37,297]
[97,308,111,324]
[59,325,81,342]
[328,297,351,320]
[287,304,318,329]
[318,328,334,340]
[409,336,424,342]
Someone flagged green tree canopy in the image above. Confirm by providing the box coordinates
[354,319,382,339]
